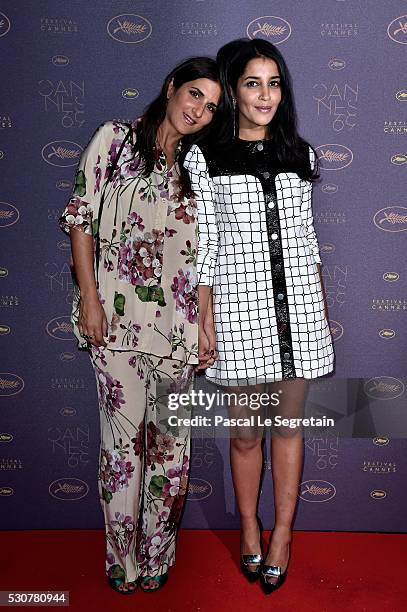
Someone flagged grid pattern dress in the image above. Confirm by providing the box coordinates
[184,139,335,386]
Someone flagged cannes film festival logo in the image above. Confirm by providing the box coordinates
[60,352,76,362]
[247,16,291,44]
[57,239,71,251]
[0,202,20,228]
[383,272,399,282]
[0,12,10,38]
[60,407,77,417]
[379,329,395,339]
[0,374,24,397]
[391,154,407,165]
[387,15,407,44]
[0,487,13,496]
[320,243,336,254]
[107,14,152,43]
[42,141,82,167]
[364,377,405,400]
[373,437,389,446]
[0,433,13,442]
[122,88,139,99]
[373,206,407,232]
[396,90,407,101]
[56,179,72,190]
[370,489,386,499]
[328,58,346,71]
[46,316,74,340]
[187,478,213,501]
[329,319,343,341]
[316,144,353,170]
[299,480,336,502]
[49,478,89,500]
[321,183,338,194]
[51,55,69,67]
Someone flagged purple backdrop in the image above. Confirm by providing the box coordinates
[0,1,406,532]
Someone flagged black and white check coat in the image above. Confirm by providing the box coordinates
[184,139,335,385]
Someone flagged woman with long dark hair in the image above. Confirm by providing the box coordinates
[184,39,334,594]
[59,57,222,594]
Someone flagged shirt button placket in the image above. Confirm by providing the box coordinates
[260,157,295,379]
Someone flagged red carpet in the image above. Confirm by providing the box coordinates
[1,529,405,611]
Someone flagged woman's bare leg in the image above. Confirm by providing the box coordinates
[228,384,265,568]
[265,378,309,582]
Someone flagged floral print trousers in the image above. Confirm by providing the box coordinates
[90,346,194,583]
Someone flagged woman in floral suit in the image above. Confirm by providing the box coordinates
[59,58,222,594]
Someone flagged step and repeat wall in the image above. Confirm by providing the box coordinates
[1,1,406,531]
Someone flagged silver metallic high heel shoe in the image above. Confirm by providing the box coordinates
[241,553,263,582]
[261,538,290,595]
[240,518,263,583]
[260,564,288,594]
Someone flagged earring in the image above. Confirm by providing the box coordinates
[232,97,237,138]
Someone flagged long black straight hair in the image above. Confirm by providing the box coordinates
[134,56,224,198]
[217,38,319,182]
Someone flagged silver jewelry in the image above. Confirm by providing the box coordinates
[232,97,237,138]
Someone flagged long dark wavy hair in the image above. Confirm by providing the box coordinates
[134,56,224,198]
[217,38,319,181]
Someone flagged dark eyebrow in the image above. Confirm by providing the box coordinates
[191,86,218,108]
[243,75,281,80]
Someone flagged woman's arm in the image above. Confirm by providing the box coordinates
[184,145,219,289]
[195,286,217,370]
[198,285,212,331]
[59,122,112,347]
[316,263,330,321]
[70,229,108,346]
[203,288,217,356]
[184,145,219,368]
[301,146,322,265]
[302,146,329,321]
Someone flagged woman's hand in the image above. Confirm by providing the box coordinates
[69,229,108,347]
[196,313,218,372]
[196,285,217,371]
[196,327,214,371]
[78,294,108,347]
